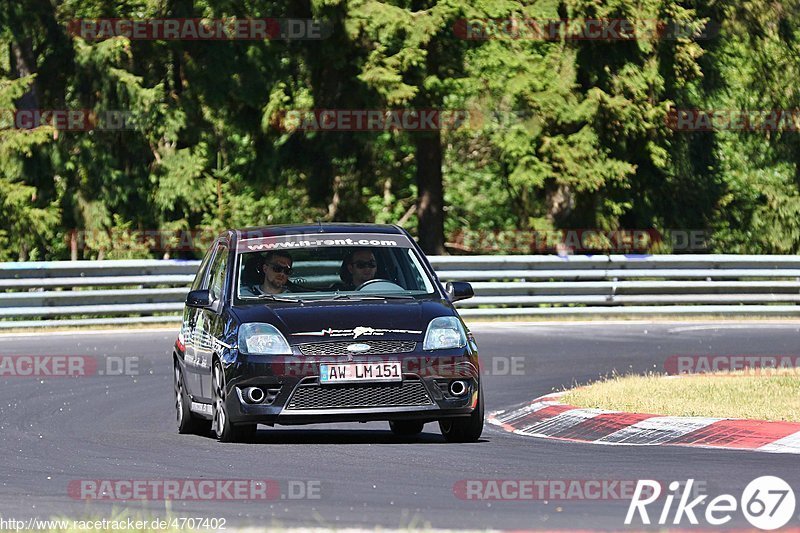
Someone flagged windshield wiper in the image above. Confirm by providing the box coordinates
[312,294,380,301]
[314,294,414,301]
[253,294,302,303]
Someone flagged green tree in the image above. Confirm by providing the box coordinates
[0,76,58,260]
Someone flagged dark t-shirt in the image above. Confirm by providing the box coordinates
[241,284,289,296]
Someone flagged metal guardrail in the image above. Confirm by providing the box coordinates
[0,260,197,328]
[1,255,799,328]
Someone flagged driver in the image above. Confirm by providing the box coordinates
[340,249,377,289]
[258,251,293,294]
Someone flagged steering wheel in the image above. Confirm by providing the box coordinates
[286,278,314,293]
[355,278,403,291]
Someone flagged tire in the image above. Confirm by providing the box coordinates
[438,384,484,443]
[389,420,425,436]
[212,362,256,443]
[174,364,210,435]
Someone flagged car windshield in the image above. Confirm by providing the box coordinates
[235,232,436,301]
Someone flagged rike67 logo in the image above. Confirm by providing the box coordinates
[625,477,796,530]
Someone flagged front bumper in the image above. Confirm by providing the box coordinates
[223,352,480,426]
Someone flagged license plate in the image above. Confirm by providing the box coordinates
[319,362,402,384]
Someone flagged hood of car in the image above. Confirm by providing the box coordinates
[231,299,457,343]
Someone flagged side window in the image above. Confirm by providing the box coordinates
[208,245,229,302]
[406,249,434,292]
[191,246,215,291]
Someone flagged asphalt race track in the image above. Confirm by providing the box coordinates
[1,321,799,530]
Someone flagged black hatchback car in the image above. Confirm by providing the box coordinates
[173,223,483,442]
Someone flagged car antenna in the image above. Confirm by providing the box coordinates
[317,218,323,231]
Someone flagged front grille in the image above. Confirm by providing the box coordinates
[298,340,416,356]
[285,381,433,410]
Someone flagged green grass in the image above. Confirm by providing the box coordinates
[561,371,800,422]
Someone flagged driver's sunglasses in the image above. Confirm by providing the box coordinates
[352,260,377,269]
[267,263,293,275]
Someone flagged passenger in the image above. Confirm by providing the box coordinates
[339,249,378,289]
[258,251,293,294]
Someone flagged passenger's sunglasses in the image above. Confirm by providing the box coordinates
[266,263,293,275]
[352,260,377,269]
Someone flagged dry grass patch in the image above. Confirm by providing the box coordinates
[561,370,800,422]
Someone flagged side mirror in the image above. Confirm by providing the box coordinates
[446,281,474,302]
[186,289,212,308]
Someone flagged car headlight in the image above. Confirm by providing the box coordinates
[238,323,291,355]
[423,316,467,350]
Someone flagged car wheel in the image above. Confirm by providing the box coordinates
[212,362,256,443]
[174,364,210,435]
[438,384,484,443]
[389,420,425,436]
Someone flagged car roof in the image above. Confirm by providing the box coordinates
[233,223,404,240]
